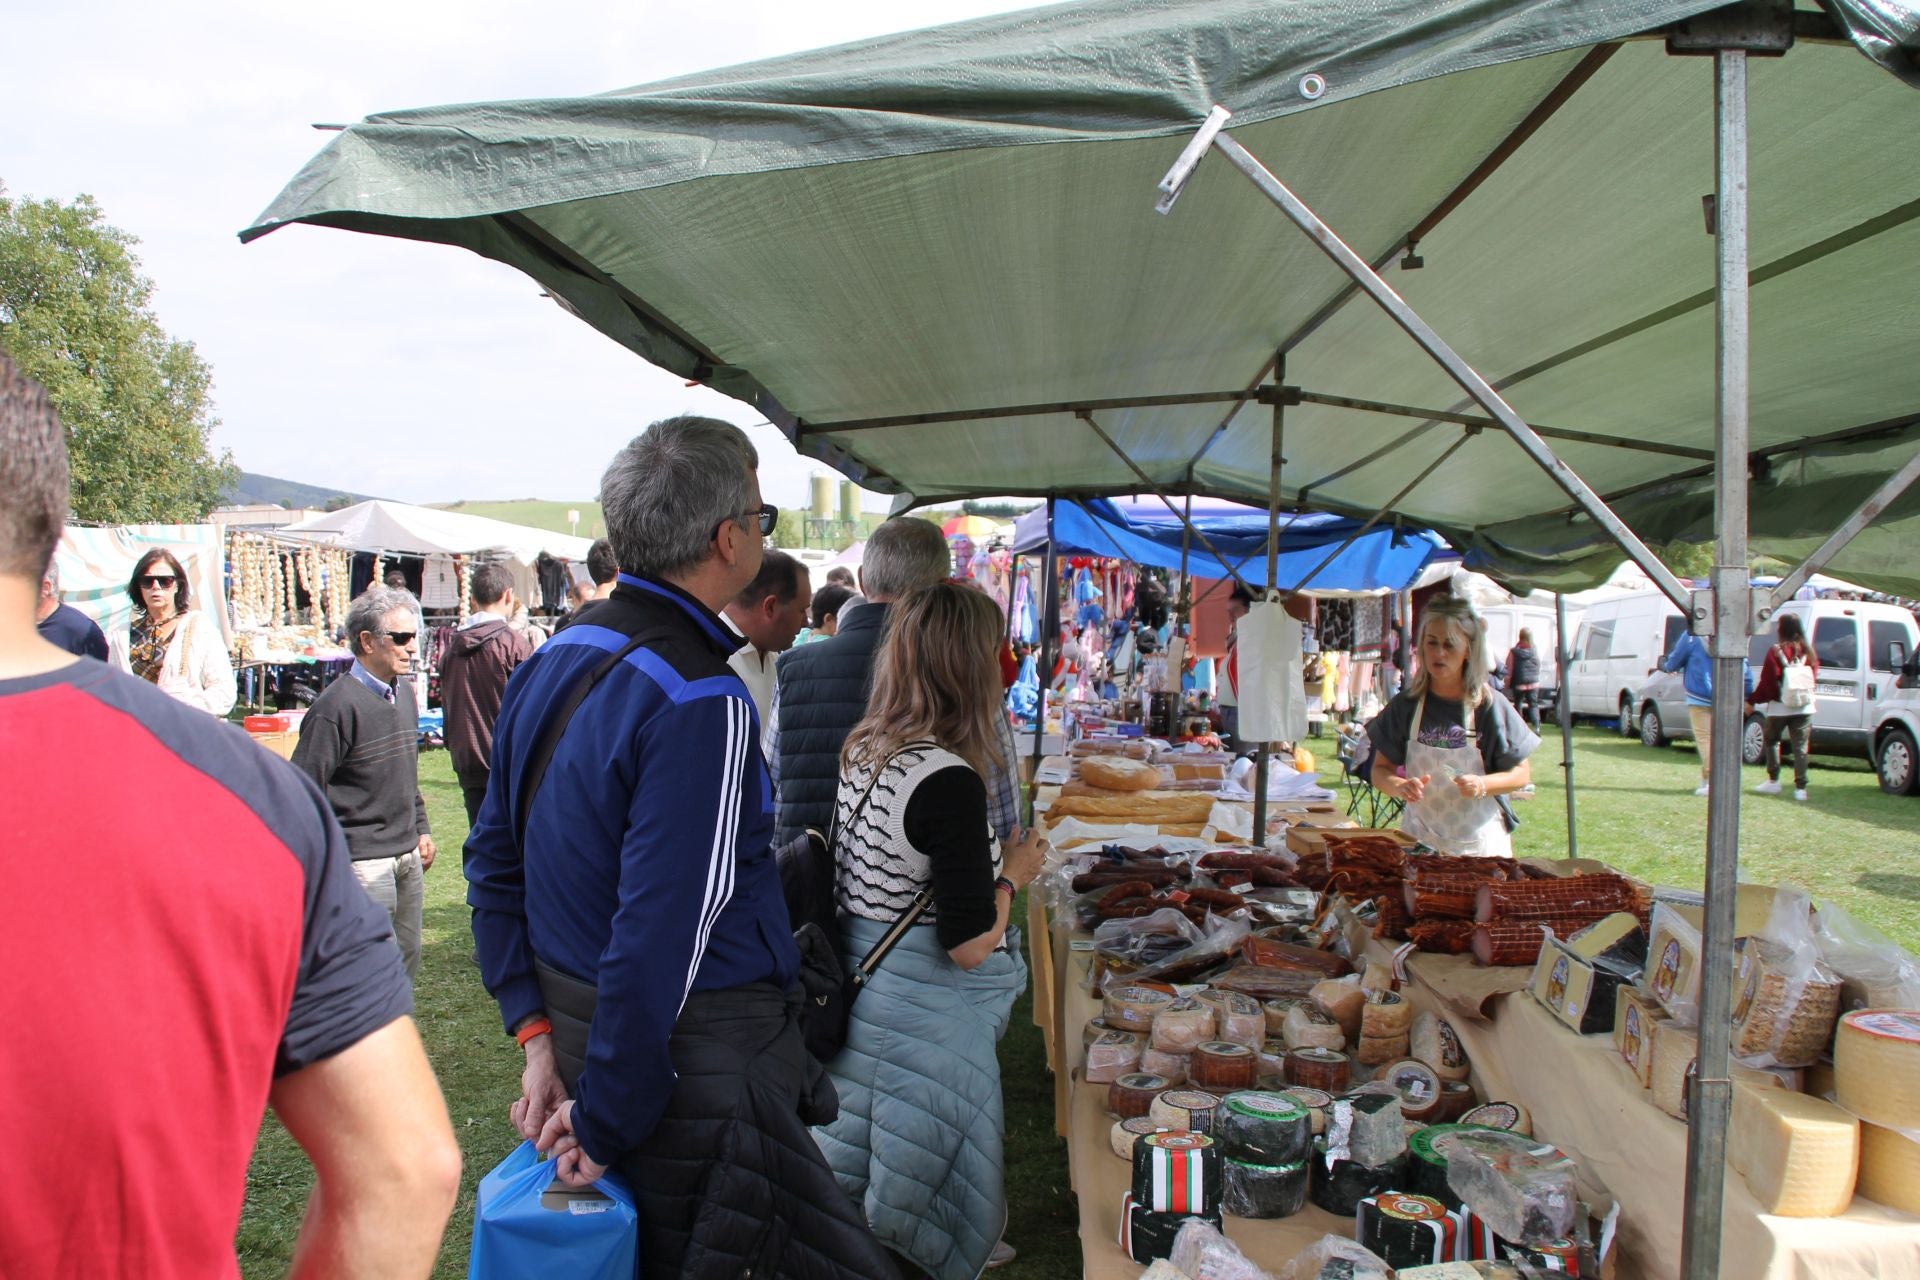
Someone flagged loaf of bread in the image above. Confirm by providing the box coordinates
[1080,757,1165,792]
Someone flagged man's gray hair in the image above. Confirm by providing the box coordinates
[600,415,759,580]
[860,517,952,600]
[346,585,419,656]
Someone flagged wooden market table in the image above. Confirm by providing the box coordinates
[1035,848,1920,1279]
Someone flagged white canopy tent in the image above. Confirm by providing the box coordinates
[279,500,592,609]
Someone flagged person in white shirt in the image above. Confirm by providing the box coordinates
[722,548,810,728]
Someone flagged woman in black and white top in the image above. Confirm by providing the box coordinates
[814,581,1047,1280]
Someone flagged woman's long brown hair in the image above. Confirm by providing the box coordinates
[842,581,1005,778]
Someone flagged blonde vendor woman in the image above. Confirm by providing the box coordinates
[1366,596,1537,856]
[108,549,237,717]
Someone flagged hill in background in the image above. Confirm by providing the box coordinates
[434,499,607,539]
[225,470,379,510]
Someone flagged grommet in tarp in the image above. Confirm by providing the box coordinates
[1298,73,1327,100]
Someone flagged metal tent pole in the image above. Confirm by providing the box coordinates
[1681,48,1752,1280]
[1027,497,1060,827]
[1556,592,1578,859]
[1253,362,1285,842]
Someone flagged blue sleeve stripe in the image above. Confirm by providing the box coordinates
[683,694,745,1009]
[625,646,751,706]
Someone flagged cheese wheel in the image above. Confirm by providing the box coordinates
[1257,1038,1289,1080]
[1284,1046,1352,1093]
[1834,1010,1920,1130]
[1282,1002,1346,1052]
[1381,1059,1445,1123]
[1859,1122,1920,1215]
[1360,990,1414,1039]
[1727,1082,1859,1217]
[1278,1086,1334,1135]
[1356,1032,1411,1066]
[1105,985,1175,1032]
[1151,998,1217,1052]
[1410,1012,1471,1082]
[1111,1115,1165,1160]
[1192,1041,1260,1091]
[1086,1030,1145,1084]
[1150,1088,1224,1134]
[1459,1101,1532,1137]
[1313,977,1367,1041]
[1199,988,1267,1048]
[1109,1072,1172,1119]
[1083,1017,1126,1047]
[1139,1046,1191,1085]
[1434,1079,1476,1123]
[1263,997,1306,1036]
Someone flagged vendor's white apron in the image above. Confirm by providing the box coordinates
[1399,695,1512,858]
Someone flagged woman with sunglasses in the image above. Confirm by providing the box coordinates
[107,549,237,716]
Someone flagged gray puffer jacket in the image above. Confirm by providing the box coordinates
[813,916,1027,1280]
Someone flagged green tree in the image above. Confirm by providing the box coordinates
[0,186,236,523]
[1655,540,1716,581]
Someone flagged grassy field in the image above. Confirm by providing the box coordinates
[237,728,1919,1276]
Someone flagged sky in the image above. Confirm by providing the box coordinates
[2,0,1051,511]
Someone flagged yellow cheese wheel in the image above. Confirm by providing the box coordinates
[1834,1010,1920,1130]
[1858,1122,1920,1215]
[1726,1082,1859,1217]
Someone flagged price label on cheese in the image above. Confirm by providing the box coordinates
[1231,882,1258,895]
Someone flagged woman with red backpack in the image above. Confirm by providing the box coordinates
[1747,613,1819,801]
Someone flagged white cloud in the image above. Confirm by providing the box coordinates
[3,0,1046,509]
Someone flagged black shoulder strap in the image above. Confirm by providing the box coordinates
[513,630,652,850]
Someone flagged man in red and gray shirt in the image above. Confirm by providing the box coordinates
[0,350,460,1279]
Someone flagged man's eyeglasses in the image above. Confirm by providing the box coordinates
[383,631,417,647]
[717,503,778,540]
[138,575,178,589]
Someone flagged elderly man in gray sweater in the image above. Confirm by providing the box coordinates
[292,584,435,979]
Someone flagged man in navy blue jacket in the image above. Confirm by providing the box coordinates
[465,415,890,1279]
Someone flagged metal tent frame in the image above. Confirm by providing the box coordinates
[1146,14,1920,1276]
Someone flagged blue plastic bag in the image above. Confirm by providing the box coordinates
[468,1141,638,1280]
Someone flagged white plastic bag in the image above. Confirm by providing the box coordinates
[1730,886,1843,1069]
[1236,601,1307,744]
[1171,1218,1279,1280]
[1813,898,1920,1012]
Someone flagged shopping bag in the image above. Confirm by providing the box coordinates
[1235,600,1308,744]
[467,1141,637,1280]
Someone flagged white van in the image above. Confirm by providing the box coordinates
[1478,601,1576,710]
[1565,590,1686,729]
[1742,598,1920,763]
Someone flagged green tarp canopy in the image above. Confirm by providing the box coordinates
[244,0,1920,595]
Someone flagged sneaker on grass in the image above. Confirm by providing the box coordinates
[1693,783,1710,797]
[1754,779,1782,795]
[1795,789,1808,802]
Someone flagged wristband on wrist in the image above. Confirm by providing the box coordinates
[513,1016,552,1047]
[994,876,1018,899]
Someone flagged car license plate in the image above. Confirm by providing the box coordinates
[1816,683,1849,697]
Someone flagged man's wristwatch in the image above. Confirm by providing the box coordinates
[994,876,1018,900]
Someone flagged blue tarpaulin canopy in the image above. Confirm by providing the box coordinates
[1009,497,1451,592]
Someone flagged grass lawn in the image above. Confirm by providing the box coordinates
[238,729,1919,1276]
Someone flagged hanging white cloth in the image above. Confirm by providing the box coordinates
[1236,600,1307,743]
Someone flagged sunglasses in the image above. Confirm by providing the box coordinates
[382,631,417,647]
[138,575,178,589]
[716,503,779,540]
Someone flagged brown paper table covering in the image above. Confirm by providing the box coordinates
[1043,914,1920,1280]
